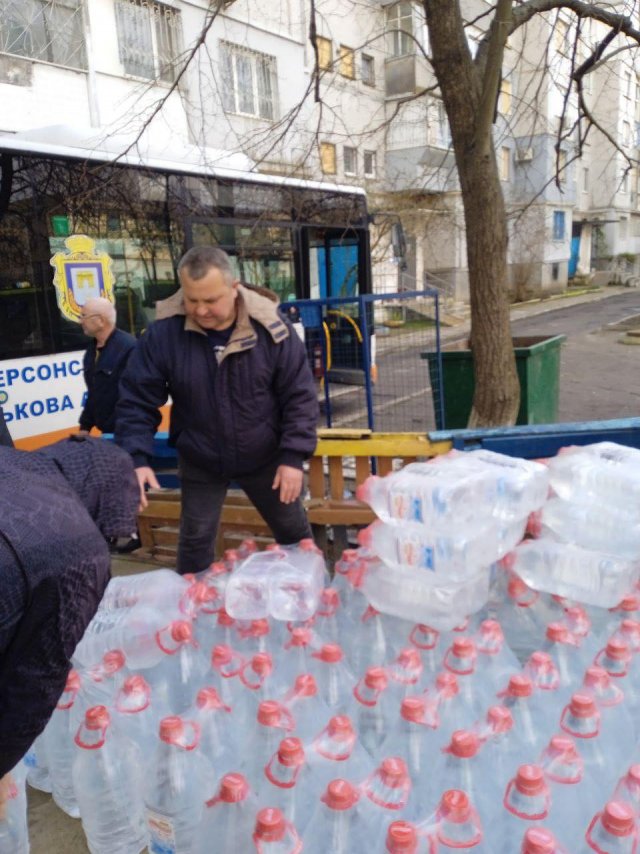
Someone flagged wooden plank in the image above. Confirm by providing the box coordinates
[307,507,374,525]
[355,456,371,485]
[139,500,182,519]
[308,457,326,499]
[377,457,393,476]
[315,433,451,457]
[328,456,345,500]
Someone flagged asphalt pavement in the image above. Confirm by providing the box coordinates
[25,283,640,853]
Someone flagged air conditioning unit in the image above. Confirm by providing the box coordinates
[516,147,534,162]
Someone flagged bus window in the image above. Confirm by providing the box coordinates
[190,221,296,303]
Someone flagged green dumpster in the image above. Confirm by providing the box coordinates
[422,335,565,429]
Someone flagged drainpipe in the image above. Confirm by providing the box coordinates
[82,0,101,127]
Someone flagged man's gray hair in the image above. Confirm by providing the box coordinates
[83,297,116,325]
[178,246,235,284]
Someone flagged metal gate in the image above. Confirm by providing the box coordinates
[283,290,444,432]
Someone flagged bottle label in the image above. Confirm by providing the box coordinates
[146,807,177,854]
[395,534,435,571]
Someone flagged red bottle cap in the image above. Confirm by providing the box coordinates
[318,644,343,663]
[85,705,110,729]
[449,731,480,758]
[380,757,408,787]
[323,779,359,810]
[251,653,273,675]
[514,765,546,795]
[219,773,249,803]
[436,672,458,695]
[486,705,513,733]
[293,674,317,697]
[258,701,283,726]
[452,637,475,657]
[65,670,81,692]
[386,820,418,852]
[401,697,426,723]
[601,801,635,836]
[440,789,471,822]
[605,638,630,660]
[254,807,286,842]
[327,715,353,738]
[159,716,183,743]
[546,622,569,643]
[569,693,596,718]
[507,674,533,698]
[289,627,311,646]
[170,620,193,642]
[364,667,388,690]
[103,650,126,672]
[277,737,304,767]
[522,827,558,854]
[212,645,232,665]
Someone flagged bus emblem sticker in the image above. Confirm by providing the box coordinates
[50,234,115,322]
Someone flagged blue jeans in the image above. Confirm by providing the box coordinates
[176,456,312,574]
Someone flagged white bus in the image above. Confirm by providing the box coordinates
[0,126,373,447]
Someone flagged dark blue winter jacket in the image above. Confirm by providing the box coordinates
[79,327,136,433]
[115,285,318,475]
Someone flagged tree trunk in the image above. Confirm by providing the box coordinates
[424,0,520,427]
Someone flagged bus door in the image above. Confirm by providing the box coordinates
[304,227,369,384]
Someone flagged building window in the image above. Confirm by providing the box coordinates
[320,142,337,174]
[623,121,632,148]
[361,53,375,86]
[558,150,567,183]
[620,217,628,239]
[553,18,570,57]
[498,79,512,116]
[364,150,376,178]
[582,167,589,192]
[0,0,87,69]
[622,171,630,193]
[343,146,357,175]
[429,99,451,148]
[220,42,278,120]
[339,45,355,79]
[553,210,566,241]
[316,35,332,71]
[387,1,413,58]
[115,0,182,82]
[499,146,511,181]
[552,262,560,281]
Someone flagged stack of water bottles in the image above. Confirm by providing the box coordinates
[510,442,640,607]
[355,449,549,629]
[8,444,640,853]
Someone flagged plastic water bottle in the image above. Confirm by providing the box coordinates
[348,606,389,675]
[24,731,51,793]
[442,638,489,719]
[352,667,392,757]
[190,687,236,774]
[242,701,296,782]
[307,715,373,791]
[99,569,191,612]
[360,757,412,836]
[144,716,213,853]
[472,619,520,686]
[310,644,356,713]
[408,624,442,677]
[282,674,332,743]
[112,674,161,757]
[379,697,439,818]
[76,649,128,715]
[508,538,640,608]
[387,648,425,702]
[238,651,280,714]
[538,734,591,848]
[492,764,551,852]
[72,705,148,854]
[277,627,316,690]
[426,731,487,820]
[425,672,473,750]
[497,674,549,764]
[302,779,363,854]
[538,497,640,560]
[495,575,558,663]
[145,620,208,714]
[425,788,484,852]
[585,801,638,853]
[193,773,257,854]
[580,666,635,770]
[252,807,302,853]
[44,669,82,818]
[258,737,314,834]
[546,442,640,506]
[0,763,28,854]
[540,622,588,705]
[236,619,274,657]
[558,693,618,817]
[473,706,518,800]
[613,765,640,816]
[310,588,342,643]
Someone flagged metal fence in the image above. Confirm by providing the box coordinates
[284,290,444,432]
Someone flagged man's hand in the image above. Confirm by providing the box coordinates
[0,773,14,820]
[135,466,161,511]
[272,465,304,504]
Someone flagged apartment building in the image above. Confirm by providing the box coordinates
[0,0,637,301]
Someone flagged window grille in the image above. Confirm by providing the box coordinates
[343,146,357,175]
[0,0,86,69]
[115,0,182,82]
[220,42,278,120]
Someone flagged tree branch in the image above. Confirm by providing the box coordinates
[474,0,513,157]
[511,0,640,43]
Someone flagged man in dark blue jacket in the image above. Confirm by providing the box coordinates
[78,297,136,435]
[115,246,319,574]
